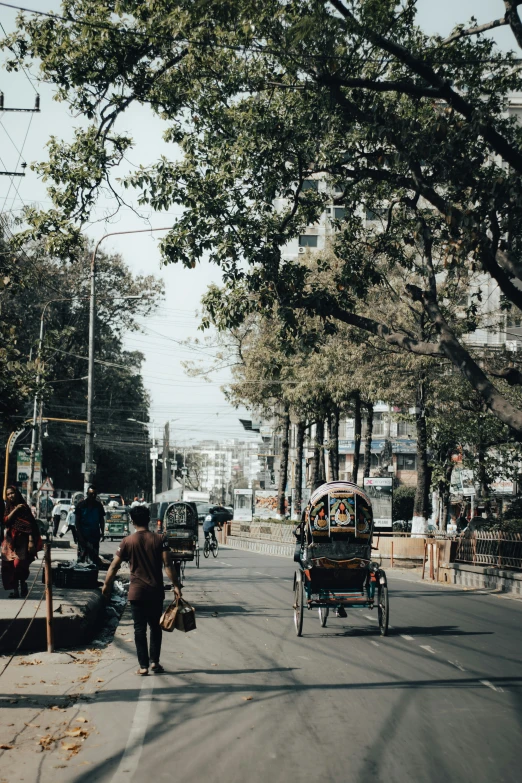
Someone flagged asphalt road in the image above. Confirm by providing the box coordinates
[76,542,522,783]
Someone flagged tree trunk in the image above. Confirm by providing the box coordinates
[477,445,491,514]
[352,393,362,485]
[440,459,453,532]
[328,406,340,481]
[412,385,430,534]
[312,418,325,487]
[294,420,306,518]
[363,401,374,478]
[277,408,290,517]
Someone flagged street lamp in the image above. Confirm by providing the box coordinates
[127,417,157,501]
[84,226,171,494]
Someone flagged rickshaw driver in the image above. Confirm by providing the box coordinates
[203,513,222,546]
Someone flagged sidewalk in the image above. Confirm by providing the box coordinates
[0,539,104,654]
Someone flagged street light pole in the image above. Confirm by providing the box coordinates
[84,226,171,494]
[127,417,157,502]
[28,298,79,502]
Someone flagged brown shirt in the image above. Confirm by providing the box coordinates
[117,531,170,601]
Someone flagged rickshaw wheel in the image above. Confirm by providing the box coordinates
[378,575,389,637]
[319,607,329,628]
[293,573,304,637]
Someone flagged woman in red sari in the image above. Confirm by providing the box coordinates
[2,486,41,598]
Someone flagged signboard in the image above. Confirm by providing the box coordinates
[339,439,416,454]
[491,479,515,495]
[450,468,476,498]
[81,462,96,473]
[39,477,54,492]
[254,490,280,519]
[363,477,393,528]
[234,488,253,522]
[150,447,159,460]
[16,450,41,484]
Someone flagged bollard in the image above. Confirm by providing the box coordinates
[44,539,54,653]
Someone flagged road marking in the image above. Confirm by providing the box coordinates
[480,680,504,693]
[364,615,375,621]
[401,635,414,641]
[111,677,155,783]
[420,645,436,654]
[219,562,233,566]
[448,661,467,672]
[370,641,380,647]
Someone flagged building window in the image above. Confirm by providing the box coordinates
[332,207,346,221]
[302,179,318,192]
[299,235,318,247]
[397,421,414,437]
[366,207,388,221]
[371,454,379,468]
[397,453,417,471]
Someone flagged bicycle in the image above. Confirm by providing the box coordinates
[203,533,219,558]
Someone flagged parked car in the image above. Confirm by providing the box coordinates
[149,501,171,532]
[195,502,213,524]
[205,506,234,526]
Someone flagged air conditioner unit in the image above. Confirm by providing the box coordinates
[298,246,305,254]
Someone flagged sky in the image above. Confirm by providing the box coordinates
[0,0,517,447]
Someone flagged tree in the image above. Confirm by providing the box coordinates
[6,1,522,433]
[0,232,163,498]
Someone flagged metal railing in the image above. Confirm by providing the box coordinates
[455,532,522,570]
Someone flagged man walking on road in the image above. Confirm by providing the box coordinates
[102,505,181,675]
[75,485,105,564]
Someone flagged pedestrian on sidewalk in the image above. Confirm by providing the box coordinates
[102,505,181,676]
[2,486,42,598]
[59,507,78,543]
[75,485,105,564]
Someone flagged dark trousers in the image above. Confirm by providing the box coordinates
[77,535,100,564]
[130,599,164,669]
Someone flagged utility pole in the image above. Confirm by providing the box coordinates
[84,226,171,495]
[151,421,157,503]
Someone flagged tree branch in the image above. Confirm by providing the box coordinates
[442,17,507,46]
[328,75,440,98]
[504,0,522,49]
[411,284,522,435]
[488,365,522,385]
[325,0,522,176]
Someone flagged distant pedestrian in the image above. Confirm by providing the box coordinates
[131,497,140,508]
[60,507,78,543]
[2,486,42,598]
[102,505,181,676]
[75,485,105,564]
[52,500,61,536]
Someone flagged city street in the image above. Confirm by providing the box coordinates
[4,543,519,783]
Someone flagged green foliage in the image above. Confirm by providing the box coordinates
[393,485,415,522]
[4,1,522,433]
[0,230,164,498]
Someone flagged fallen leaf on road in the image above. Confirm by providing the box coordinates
[78,675,90,682]
[96,678,104,683]
[25,723,40,728]
[40,680,46,683]
[211,663,218,667]
[64,728,88,738]
[39,735,54,749]
[75,717,88,723]
[18,659,41,666]
[0,745,13,750]
[242,696,253,701]
[61,741,81,757]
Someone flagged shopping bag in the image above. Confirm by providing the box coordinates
[160,601,180,632]
[174,599,196,633]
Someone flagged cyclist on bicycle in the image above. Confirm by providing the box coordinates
[203,511,222,547]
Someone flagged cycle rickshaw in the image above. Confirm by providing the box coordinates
[293,481,389,636]
[164,501,200,580]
